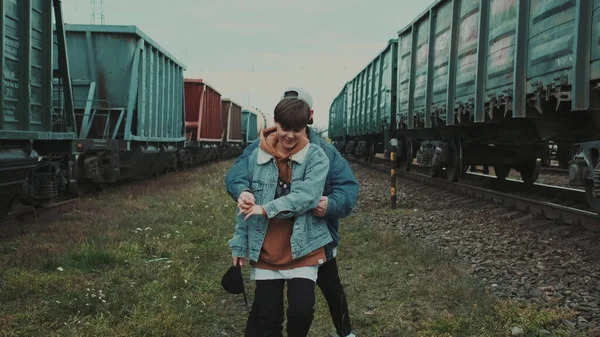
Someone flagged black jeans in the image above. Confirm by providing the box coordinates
[245,258,352,337]
[246,278,316,337]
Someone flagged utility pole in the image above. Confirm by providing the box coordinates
[90,0,105,24]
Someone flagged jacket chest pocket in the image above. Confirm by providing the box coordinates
[251,179,271,205]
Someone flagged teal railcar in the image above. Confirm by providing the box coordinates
[52,24,187,186]
[1,0,76,215]
[393,0,600,206]
[328,0,600,213]
[345,39,398,160]
[328,84,348,153]
[241,108,259,145]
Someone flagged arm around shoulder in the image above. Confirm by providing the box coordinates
[225,139,259,201]
[323,151,359,219]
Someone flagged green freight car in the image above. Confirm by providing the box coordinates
[393,0,600,190]
[241,108,259,146]
[328,84,348,153]
[344,39,398,161]
[0,0,76,215]
[329,0,600,213]
[52,24,186,192]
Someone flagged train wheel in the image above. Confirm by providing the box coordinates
[518,158,541,186]
[494,165,511,180]
[399,141,412,171]
[446,137,463,182]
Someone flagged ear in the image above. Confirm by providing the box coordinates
[309,109,314,120]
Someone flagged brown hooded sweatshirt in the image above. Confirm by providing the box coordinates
[252,127,326,271]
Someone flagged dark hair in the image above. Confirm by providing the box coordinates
[273,98,310,131]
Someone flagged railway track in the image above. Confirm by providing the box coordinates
[541,166,570,174]
[346,156,600,231]
[0,161,214,227]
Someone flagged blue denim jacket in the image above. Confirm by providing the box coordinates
[228,142,333,262]
[225,127,359,260]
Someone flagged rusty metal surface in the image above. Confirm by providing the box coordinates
[184,79,222,142]
[221,98,243,142]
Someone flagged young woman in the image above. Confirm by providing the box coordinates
[228,97,332,337]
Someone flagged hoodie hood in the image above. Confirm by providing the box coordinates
[259,126,309,160]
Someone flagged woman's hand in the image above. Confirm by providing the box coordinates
[239,205,266,220]
[232,256,245,267]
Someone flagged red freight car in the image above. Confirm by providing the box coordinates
[221,98,243,142]
[184,79,222,142]
[182,79,223,165]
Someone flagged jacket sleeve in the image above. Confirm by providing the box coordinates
[323,151,359,219]
[225,139,259,202]
[228,211,249,258]
[262,146,330,219]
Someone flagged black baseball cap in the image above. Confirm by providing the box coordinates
[221,263,248,305]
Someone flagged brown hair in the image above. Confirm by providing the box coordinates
[273,98,310,132]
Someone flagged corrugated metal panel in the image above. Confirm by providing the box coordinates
[329,84,347,139]
[526,1,576,90]
[184,79,222,141]
[485,0,518,119]
[454,0,480,124]
[397,30,412,130]
[431,1,452,125]
[390,0,598,131]
[221,98,243,142]
[247,113,258,141]
[54,25,186,142]
[412,16,430,128]
[592,1,600,79]
[0,0,72,139]
[242,109,258,142]
[345,40,397,137]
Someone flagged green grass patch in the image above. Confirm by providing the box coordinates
[0,160,592,336]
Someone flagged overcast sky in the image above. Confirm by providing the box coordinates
[61,0,431,134]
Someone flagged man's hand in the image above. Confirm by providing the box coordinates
[237,191,255,213]
[313,196,328,217]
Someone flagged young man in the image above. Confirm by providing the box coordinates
[225,88,359,337]
[229,97,332,337]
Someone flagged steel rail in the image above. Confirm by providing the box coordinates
[347,157,600,231]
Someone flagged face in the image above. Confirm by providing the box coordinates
[275,122,305,150]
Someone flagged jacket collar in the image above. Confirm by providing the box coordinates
[257,142,310,165]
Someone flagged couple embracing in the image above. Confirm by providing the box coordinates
[224,88,359,337]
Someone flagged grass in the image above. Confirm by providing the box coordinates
[0,160,593,336]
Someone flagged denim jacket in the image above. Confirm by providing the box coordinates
[228,142,334,262]
[225,127,359,261]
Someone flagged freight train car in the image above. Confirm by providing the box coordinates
[0,0,76,216]
[345,39,398,162]
[329,0,600,213]
[241,108,259,146]
[329,84,348,153]
[220,97,243,159]
[182,79,222,166]
[52,24,186,195]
